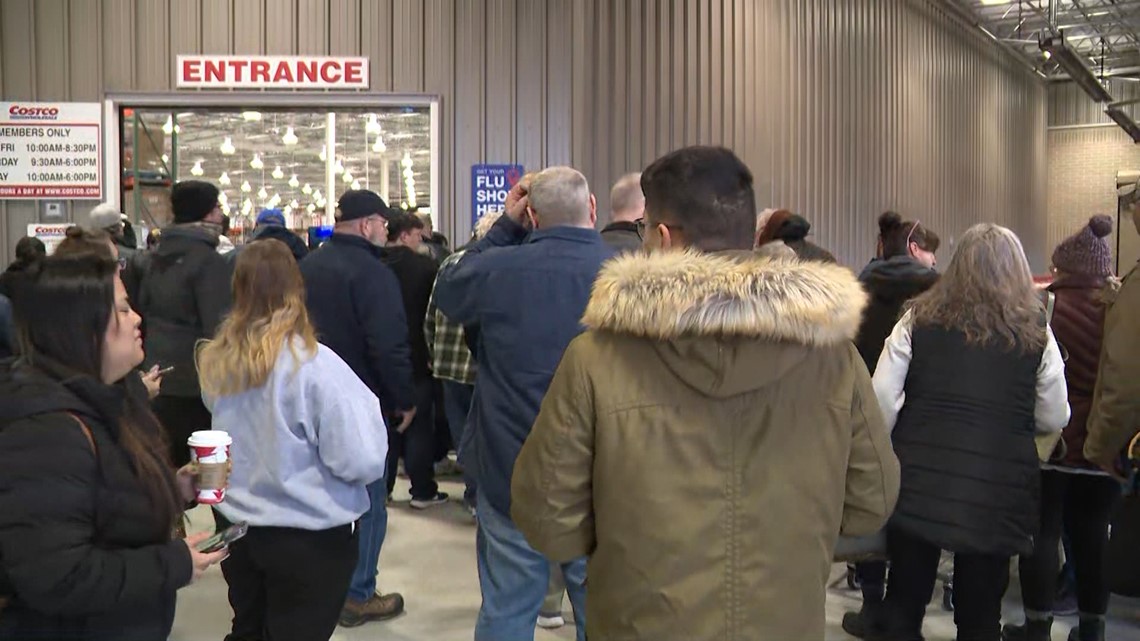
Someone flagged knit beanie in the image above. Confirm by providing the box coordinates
[170,180,220,224]
[1051,215,1113,277]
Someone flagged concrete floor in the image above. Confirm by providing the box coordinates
[172,477,1140,641]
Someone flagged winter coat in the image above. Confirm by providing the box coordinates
[0,362,192,641]
[381,245,439,381]
[135,226,233,397]
[1048,275,1110,470]
[1086,261,1140,466]
[300,233,416,415]
[433,216,613,517]
[854,256,939,373]
[599,221,642,254]
[0,261,34,302]
[0,294,11,359]
[247,224,309,262]
[873,313,1070,555]
[511,250,899,641]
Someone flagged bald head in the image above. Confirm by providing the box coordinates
[528,166,595,228]
[610,173,644,223]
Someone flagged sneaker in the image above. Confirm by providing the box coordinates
[537,613,565,629]
[409,492,450,509]
[338,592,405,627]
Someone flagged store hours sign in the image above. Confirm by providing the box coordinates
[0,102,102,199]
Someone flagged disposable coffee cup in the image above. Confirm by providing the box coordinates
[187,430,232,505]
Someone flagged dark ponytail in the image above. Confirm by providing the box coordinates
[880,212,939,259]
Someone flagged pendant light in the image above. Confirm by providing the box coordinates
[250,153,264,170]
[302,183,312,195]
[365,113,382,135]
[220,137,236,155]
[190,160,204,176]
[272,165,284,180]
[282,126,299,146]
[288,174,300,188]
[351,179,361,190]
[241,180,251,193]
[372,136,387,153]
[219,171,231,186]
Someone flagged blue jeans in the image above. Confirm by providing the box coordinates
[474,489,587,641]
[347,478,389,602]
[441,379,477,506]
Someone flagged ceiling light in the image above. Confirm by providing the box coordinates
[351,179,361,190]
[218,192,228,205]
[221,202,231,215]
[1043,50,1052,60]
[403,167,414,180]
[289,199,299,209]
[220,136,236,155]
[307,203,316,213]
[242,198,253,215]
[288,174,300,188]
[250,153,264,170]
[257,186,269,200]
[272,165,284,180]
[980,0,1010,5]
[162,115,174,135]
[242,111,262,122]
[342,171,353,184]
[268,193,282,207]
[190,160,204,176]
[401,152,413,168]
[302,183,312,195]
[1041,35,1113,103]
[334,158,345,174]
[219,171,231,186]
[313,189,322,201]
[161,153,169,164]
[365,114,382,135]
[241,180,251,193]
[319,147,327,162]
[282,126,298,146]
[372,136,387,153]
[284,205,293,216]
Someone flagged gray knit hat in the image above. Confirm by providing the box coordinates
[1052,215,1113,277]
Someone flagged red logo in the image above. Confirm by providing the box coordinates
[7,105,60,121]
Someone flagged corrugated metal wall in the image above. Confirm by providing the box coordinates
[0,0,1047,268]
[1048,80,1140,128]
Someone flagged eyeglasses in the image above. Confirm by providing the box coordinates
[635,218,684,240]
[905,220,921,247]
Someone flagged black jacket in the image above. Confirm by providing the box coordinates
[0,295,11,359]
[247,224,309,262]
[600,221,642,254]
[0,261,34,303]
[300,234,416,414]
[135,226,233,397]
[891,327,1043,556]
[381,246,439,380]
[0,362,192,641]
[854,257,939,373]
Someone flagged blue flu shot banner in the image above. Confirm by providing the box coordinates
[471,164,525,225]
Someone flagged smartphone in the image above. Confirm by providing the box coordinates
[195,522,248,553]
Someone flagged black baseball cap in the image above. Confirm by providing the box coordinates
[336,190,393,222]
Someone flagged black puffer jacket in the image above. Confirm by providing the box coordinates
[135,226,233,397]
[382,246,439,381]
[0,362,192,641]
[855,256,939,373]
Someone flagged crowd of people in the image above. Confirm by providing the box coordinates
[0,144,1137,641]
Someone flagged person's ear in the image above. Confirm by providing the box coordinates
[659,224,674,250]
[589,193,598,225]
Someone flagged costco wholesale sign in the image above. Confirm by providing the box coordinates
[0,102,103,199]
[177,56,370,89]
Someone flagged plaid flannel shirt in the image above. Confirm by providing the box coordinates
[424,252,476,385]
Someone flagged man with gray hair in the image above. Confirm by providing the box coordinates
[599,172,644,253]
[434,167,612,641]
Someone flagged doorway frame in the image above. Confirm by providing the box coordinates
[102,92,440,227]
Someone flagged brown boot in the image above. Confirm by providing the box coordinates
[338,592,405,627]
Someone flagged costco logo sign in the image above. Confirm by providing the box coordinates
[8,105,60,121]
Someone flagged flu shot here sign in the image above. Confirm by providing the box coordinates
[471,164,524,225]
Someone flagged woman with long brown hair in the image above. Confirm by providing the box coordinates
[0,252,226,641]
[871,224,1070,641]
[196,239,388,641]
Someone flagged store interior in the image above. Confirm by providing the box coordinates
[120,107,432,242]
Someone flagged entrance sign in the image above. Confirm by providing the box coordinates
[471,164,525,224]
[177,56,370,89]
[26,223,74,254]
[0,102,102,199]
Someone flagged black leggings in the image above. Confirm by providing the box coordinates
[1017,470,1121,616]
[883,527,1010,641]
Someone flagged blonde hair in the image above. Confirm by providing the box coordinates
[473,210,503,240]
[909,223,1045,352]
[196,239,318,396]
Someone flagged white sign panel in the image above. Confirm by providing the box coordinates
[177,56,370,89]
[0,102,103,199]
[26,223,74,255]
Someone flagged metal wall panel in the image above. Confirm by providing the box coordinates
[0,0,1048,267]
[1048,80,1140,128]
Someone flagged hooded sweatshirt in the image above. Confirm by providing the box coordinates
[511,250,899,641]
[855,255,939,373]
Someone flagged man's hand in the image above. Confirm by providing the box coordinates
[504,175,535,227]
[396,407,417,434]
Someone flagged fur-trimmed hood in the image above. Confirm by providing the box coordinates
[583,250,867,345]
